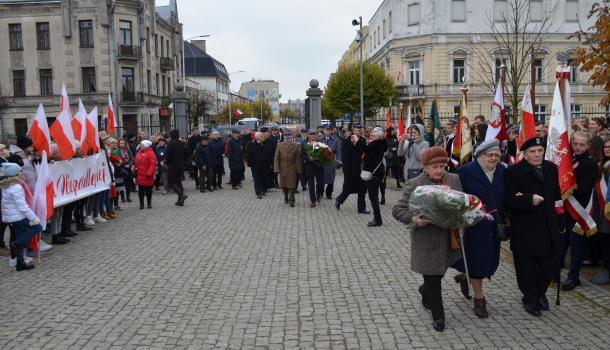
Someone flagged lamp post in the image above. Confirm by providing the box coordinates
[182,34,210,85]
[227,70,245,126]
[352,17,364,126]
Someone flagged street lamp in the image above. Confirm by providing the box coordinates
[228,70,245,126]
[182,34,210,86]
[352,17,364,126]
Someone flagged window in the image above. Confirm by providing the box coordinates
[119,20,132,46]
[166,39,169,56]
[377,26,380,44]
[452,0,466,22]
[568,59,578,82]
[534,59,543,82]
[9,24,23,50]
[571,103,582,117]
[122,67,135,97]
[389,12,393,33]
[408,3,420,26]
[453,59,465,84]
[566,0,578,21]
[14,118,28,138]
[408,61,420,85]
[155,34,158,57]
[155,73,159,95]
[79,20,94,48]
[36,22,50,50]
[39,69,53,95]
[168,77,171,94]
[162,74,166,96]
[147,69,151,94]
[82,67,96,92]
[530,0,543,21]
[534,104,547,121]
[160,35,164,56]
[13,70,25,97]
[495,58,507,82]
[383,19,386,39]
[146,27,150,52]
[494,0,507,22]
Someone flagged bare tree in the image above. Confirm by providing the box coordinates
[468,0,559,123]
[188,89,217,128]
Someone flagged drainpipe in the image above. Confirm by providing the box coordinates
[109,0,120,134]
[136,0,147,135]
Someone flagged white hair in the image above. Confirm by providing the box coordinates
[371,128,384,139]
[255,132,263,139]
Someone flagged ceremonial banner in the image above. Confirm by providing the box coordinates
[485,80,507,142]
[48,152,111,207]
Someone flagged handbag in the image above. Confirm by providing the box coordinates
[487,189,511,241]
[361,161,383,181]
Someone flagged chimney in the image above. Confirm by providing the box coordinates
[192,40,206,52]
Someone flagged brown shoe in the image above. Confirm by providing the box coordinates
[474,298,489,318]
[309,203,316,208]
[454,273,472,299]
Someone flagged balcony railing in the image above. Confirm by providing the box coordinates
[121,91,136,102]
[117,45,142,59]
[160,57,175,71]
[397,84,425,98]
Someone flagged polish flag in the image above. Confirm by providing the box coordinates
[545,81,575,198]
[33,151,54,229]
[406,104,412,129]
[385,107,392,130]
[485,80,507,142]
[27,104,51,157]
[516,86,536,161]
[106,94,116,135]
[83,106,100,153]
[49,83,76,160]
[397,109,405,141]
[71,99,87,144]
[233,109,244,118]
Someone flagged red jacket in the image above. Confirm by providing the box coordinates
[134,147,157,186]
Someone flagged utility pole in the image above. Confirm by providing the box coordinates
[358,16,364,127]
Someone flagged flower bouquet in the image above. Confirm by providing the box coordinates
[304,141,336,167]
[408,185,493,230]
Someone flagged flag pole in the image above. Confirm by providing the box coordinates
[530,47,537,121]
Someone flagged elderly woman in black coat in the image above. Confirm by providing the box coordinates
[353,127,388,226]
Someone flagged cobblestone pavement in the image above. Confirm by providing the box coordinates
[1,169,610,349]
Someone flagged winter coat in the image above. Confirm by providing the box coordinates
[227,137,245,170]
[398,125,429,175]
[453,160,504,279]
[317,135,342,185]
[0,178,37,223]
[245,141,271,179]
[273,141,303,189]
[505,159,563,257]
[300,141,323,178]
[392,172,463,275]
[385,137,401,168]
[155,145,167,165]
[208,139,224,168]
[165,138,189,172]
[357,139,388,178]
[195,143,211,168]
[341,137,365,194]
[134,147,158,187]
[9,145,36,191]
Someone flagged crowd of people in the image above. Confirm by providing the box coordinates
[2,112,610,333]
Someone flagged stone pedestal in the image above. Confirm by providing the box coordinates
[171,84,189,137]
[305,79,323,129]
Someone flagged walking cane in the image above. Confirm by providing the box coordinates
[458,226,473,293]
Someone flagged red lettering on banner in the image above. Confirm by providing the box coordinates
[56,163,107,197]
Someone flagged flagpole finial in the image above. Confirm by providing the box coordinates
[461,84,469,94]
[399,102,403,111]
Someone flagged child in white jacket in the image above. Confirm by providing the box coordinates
[0,162,41,271]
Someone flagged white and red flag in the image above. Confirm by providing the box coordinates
[485,80,507,142]
[27,104,51,157]
[233,109,244,118]
[49,83,76,160]
[516,86,536,161]
[33,151,54,230]
[83,106,100,154]
[106,94,116,135]
[71,99,87,144]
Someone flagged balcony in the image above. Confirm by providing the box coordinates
[397,84,425,98]
[160,57,175,71]
[121,91,136,103]
[117,45,142,60]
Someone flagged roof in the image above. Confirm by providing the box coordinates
[184,41,229,81]
[155,0,177,22]
[0,0,60,3]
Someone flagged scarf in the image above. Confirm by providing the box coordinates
[17,179,33,207]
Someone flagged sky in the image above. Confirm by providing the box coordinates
[166,0,381,103]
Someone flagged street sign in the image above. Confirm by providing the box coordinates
[343,113,351,122]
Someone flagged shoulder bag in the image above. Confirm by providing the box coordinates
[361,161,383,181]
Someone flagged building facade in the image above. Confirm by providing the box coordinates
[280,99,305,124]
[238,79,281,122]
[0,0,183,139]
[338,0,607,124]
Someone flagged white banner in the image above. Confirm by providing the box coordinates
[48,152,111,207]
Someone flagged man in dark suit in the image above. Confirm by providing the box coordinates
[227,130,245,189]
[165,129,189,206]
[505,137,563,316]
[300,129,324,207]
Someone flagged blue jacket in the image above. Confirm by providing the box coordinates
[208,139,224,168]
[454,160,505,279]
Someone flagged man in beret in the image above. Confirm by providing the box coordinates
[504,136,563,316]
[301,129,325,207]
[227,129,245,189]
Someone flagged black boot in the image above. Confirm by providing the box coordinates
[473,298,489,319]
[454,273,472,299]
[16,263,35,271]
[380,196,386,205]
[52,235,69,245]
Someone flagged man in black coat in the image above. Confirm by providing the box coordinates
[300,129,324,207]
[227,130,245,189]
[260,127,275,192]
[208,131,225,190]
[187,127,202,186]
[165,129,189,206]
[245,132,271,199]
[195,137,213,192]
[561,131,598,290]
[268,125,283,189]
[505,137,563,316]
[335,126,368,213]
